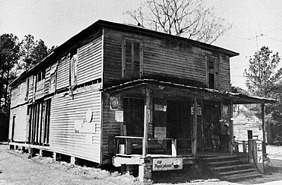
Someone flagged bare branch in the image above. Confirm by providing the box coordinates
[125,0,231,43]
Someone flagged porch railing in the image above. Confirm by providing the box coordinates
[115,136,177,156]
[233,140,248,154]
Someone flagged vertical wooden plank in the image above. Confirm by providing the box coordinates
[243,141,247,154]
[125,138,131,155]
[230,100,234,155]
[139,43,143,77]
[171,139,177,156]
[192,98,197,156]
[142,86,152,157]
[121,40,125,79]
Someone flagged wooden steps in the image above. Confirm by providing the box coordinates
[202,155,262,182]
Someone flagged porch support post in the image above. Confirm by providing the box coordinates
[261,103,266,165]
[229,100,234,155]
[142,86,152,157]
[192,98,198,156]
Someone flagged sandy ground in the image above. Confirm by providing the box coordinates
[1,143,282,185]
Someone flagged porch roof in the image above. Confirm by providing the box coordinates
[103,79,276,104]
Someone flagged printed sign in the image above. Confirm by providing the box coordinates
[154,104,167,112]
[154,127,166,139]
[115,111,124,122]
[152,158,183,171]
[74,119,95,133]
[191,104,202,115]
[110,96,119,110]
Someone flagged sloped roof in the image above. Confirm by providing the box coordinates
[10,19,238,87]
[103,79,276,104]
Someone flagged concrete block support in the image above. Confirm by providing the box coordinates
[28,147,35,158]
[70,156,76,164]
[53,152,58,161]
[39,150,43,156]
[138,157,152,183]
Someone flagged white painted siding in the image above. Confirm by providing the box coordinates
[77,36,103,85]
[9,105,28,142]
[49,85,102,163]
[57,55,70,90]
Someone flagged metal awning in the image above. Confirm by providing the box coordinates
[103,79,276,104]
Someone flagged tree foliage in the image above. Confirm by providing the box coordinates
[18,34,50,71]
[244,46,282,144]
[0,34,20,113]
[125,0,231,43]
[244,46,282,98]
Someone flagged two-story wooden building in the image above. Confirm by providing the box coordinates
[9,20,274,181]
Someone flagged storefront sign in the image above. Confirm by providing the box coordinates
[152,158,183,171]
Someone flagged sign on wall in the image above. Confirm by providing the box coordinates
[74,109,95,133]
[154,104,167,112]
[115,111,124,122]
[110,96,119,110]
[154,127,166,139]
[152,158,183,171]
[191,104,202,115]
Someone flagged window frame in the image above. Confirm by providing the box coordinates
[122,39,143,79]
[206,56,218,89]
[70,53,78,87]
[36,70,45,82]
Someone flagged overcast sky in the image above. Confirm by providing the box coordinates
[1,0,282,89]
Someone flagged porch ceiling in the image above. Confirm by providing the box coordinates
[103,79,276,104]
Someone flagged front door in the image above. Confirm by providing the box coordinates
[202,101,221,151]
[167,101,192,154]
[123,98,144,137]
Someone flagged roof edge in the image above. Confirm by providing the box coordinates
[10,19,239,87]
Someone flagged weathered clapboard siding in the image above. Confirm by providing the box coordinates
[218,54,231,91]
[101,93,121,163]
[144,38,206,84]
[9,105,28,142]
[57,55,70,90]
[103,28,231,91]
[49,85,102,163]
[77,36,103,85]
[10,81,27,108]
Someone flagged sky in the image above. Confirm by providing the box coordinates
[1,0,282,90]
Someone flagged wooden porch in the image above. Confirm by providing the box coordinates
[104,79,275,182]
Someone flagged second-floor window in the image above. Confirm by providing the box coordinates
[122,39,143,79]
[206,56,218,89]
[37,70,45,82]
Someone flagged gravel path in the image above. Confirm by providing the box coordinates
[1,143,282,185]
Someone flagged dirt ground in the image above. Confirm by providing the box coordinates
[1,143,282,185]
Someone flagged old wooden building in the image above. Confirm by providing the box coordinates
[9,20,275,181]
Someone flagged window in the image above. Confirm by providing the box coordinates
[122,39,143,79]
[28,99,51,145]
[37,70,45,82]
[206,57,218,89]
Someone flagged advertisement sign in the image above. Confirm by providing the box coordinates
[152,158,183,171]
[154,127,166,139]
